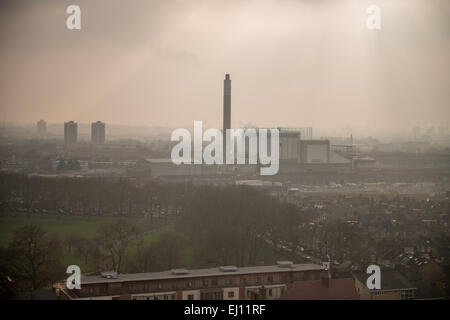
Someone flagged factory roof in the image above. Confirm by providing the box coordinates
[145,158,174,164]
[329,151,352,164]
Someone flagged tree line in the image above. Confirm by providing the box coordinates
[0,173,193,218]
[0,220,187,299]
[0,174,314,299]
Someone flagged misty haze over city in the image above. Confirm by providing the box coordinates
[0,0,449,306]
[1,0,449,137]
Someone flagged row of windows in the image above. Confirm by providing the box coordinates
[199,291,225,300]
[132,294,176,300]
[85,273,303,296]
[126,275,279,293]
[372,290,414,299]
[401,290,414,300]
[245,287,284,298]
[192,291,236,300]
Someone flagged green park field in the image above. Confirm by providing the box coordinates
[0,213,161,245]
[0,213,175,271]
[0,213,290,273]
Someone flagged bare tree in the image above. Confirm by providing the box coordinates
[97,219,140,273]
[5,225,63,297]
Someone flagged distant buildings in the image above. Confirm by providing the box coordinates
[64,121,78,146]
[91,121,106,144]
[36,120,46,139]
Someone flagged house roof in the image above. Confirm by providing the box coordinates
[353,270,416,291]
[280,278,359,300]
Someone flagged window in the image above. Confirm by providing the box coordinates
[256,277,261,284]
[201,291,223,300]
[100,287,106,294]
[88,287,93,294]
[187,281,192,288]
[188,294,194,300]
[269,289,273,296]
[401,290,413,300]
[227,279,233,286]
[281,275,287,282]
[203,280,208,287]
[212,279,218,287]
[143,284,149,291]
[268,276,273,283]
[128,285,133,293]
[157,283,162,289]
[228,291,234,298]
[240,278,246,285]
[164,295,168,300]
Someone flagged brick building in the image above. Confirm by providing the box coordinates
[60,262,324,300]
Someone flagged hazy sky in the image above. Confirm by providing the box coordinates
[0,0,449,136]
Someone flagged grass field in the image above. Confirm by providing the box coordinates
[0,213,166,245]
[0,213,292,272]
[0,213,175,271]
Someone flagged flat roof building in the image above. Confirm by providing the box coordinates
[60,262,324,300]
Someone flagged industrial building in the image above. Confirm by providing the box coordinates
[145,74,373,177]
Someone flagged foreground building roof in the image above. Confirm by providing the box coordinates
[280,278,359,300]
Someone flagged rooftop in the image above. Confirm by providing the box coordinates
[353,270,416,291]
[280,278,359,300]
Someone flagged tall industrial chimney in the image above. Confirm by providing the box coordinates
[223,74,231,135]
[223,74,231,158]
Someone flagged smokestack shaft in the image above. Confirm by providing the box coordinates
[223,74,231,133]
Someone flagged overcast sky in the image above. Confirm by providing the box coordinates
[0,0,448,136]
